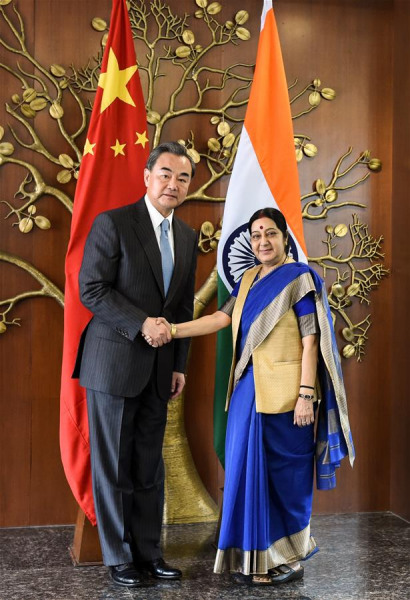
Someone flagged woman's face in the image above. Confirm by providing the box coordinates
[250,217,287,267]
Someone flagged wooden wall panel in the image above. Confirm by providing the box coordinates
[0,0,35,527]
[391,0,410,522]
[0,0,404,526]
[274,0,394,514]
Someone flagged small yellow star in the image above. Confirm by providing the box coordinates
[135,130,149,149]
[83,138,96,156]
[98,48,138,113]
[110,139,126,157]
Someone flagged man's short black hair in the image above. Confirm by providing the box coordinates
[146,141,196,178]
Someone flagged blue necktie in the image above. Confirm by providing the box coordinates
[160,218,173,295]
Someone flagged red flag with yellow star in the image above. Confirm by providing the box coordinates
[60,0,149,524]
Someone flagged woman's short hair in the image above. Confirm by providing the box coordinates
[248,207,290,253]
[146,141,196,178]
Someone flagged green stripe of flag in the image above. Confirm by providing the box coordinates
[213,275,233,468]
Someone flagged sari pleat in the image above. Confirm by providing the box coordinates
[215,366,317,574]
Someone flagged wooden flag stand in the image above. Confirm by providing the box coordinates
[69,507,102,566]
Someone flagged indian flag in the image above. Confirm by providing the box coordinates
[214,0,307,466]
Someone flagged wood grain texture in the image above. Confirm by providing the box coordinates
[391,0,410,522]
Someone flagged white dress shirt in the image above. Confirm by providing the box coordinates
[144,195,175,261]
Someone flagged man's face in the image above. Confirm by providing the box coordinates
[144,152,192,217]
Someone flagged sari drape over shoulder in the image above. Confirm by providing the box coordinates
[214,262,355,575]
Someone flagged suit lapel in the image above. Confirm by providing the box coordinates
[131,199,165,297]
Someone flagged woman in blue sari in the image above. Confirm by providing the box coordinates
[151,207,355,586]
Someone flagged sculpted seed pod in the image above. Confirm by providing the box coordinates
[309,91,321,106]
[59,153,75,168]
[201,221,214,236]
[92,17,107,31]
[35,216,52,230]
[331,283,345,298]
[30,98,48,111]
[0,142,14,155]
[50,64,66,77]
[49,102,64,119]
[147,110,161,124]
[187,148,200,163]
[207,138,221,152]
[217,121,230,136]
[21,104,36,119]
[23,88,37,103]
[175,46,191,58]
[347,283,360,297]
[19,218,34,233]
[235,10,249,25]
[342,344,355,359]
[334,224,348,237]
[57,169,72,184]
[314,178,326,195]
[342,328,354,342]
[236,27,251,41]
[303,143,318,157]
[207,2,222,15]
[321,87,336,100]
[325,189,338,202]
[368,158,382,172]
[182,30,195,45]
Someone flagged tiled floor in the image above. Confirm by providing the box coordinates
[0,512,408,600]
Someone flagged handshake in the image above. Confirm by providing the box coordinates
[141,316,173,348]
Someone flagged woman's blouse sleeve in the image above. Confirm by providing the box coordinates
[293,291,318,337]
[218,280,240,317]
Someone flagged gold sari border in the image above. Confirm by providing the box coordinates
[214,524,317,575]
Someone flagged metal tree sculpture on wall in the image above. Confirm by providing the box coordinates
[0,0,387,362]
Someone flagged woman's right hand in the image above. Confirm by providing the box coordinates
[155,317,171,332]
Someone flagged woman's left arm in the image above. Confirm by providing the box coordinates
[293,333,319,427]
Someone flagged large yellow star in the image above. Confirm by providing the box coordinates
[110,139,126,157]
[135,130,149,149]
[98,47,138,113]
[83,138,96,156]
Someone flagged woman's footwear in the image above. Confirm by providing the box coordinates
[268,564,304,585]
[252,575,273,585]
[230,572,252,585]
[231,564,304,586]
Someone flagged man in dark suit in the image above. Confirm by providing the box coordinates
[74,142,197,587]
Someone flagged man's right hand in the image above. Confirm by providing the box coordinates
[141,317,171,347]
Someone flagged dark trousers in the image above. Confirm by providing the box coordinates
[86,379,168,566]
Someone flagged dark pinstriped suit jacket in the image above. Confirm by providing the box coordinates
[73,198,197,400]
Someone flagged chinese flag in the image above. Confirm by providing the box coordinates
[60,0,149,524]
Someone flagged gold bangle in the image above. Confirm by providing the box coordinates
[170,323,177,339]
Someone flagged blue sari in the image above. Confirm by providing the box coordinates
[214,262,354,575]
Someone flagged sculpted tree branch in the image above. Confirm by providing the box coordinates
[0,250,64,334]
[309,215,388,360]
[0,146,73,221]
[301,148,380,220]
[0,0,388,364]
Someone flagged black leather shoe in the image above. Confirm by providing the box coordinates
[109,563,145,587]
[144,557,182,580]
